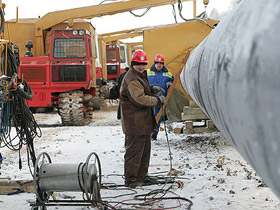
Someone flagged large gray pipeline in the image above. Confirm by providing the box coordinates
[180,0,280,198]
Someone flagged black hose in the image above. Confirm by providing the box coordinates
[177,0,215,29]
[0,43,41,170]
[16,80,33,100]
[1,44,18,76]
[0,7,5,34]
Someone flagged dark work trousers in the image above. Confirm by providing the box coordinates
[152,106,162,139]
[124,135,151,184]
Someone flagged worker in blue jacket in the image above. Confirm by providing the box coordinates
[147,54,174,140]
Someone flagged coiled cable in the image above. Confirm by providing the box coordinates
[0,43,41,172]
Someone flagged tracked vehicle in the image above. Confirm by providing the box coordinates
[19,29,99,125]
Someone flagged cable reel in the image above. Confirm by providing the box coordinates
[32,152,102,209]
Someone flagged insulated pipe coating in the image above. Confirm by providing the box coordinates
[180,0,280,197]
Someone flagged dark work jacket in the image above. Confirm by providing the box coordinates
[120,66,161,135]
[116,70,128,119]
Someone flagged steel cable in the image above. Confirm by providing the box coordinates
[177,0,215,29]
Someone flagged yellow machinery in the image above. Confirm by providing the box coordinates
[143,19,218,121]
[4,1,218,121]
[4,0,215,86]
[5,2,191,55]
[99,18,218,99]
[5,0,192,83]
[3,0,198,125]
[98,16,218,123]
[143,19,217,98]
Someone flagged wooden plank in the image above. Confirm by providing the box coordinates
[0,180,34,194]
[183,120,218,134]
[174,127,183,134]
[182,113,209,121]
[189,100,199,108]
[182,105,209,121]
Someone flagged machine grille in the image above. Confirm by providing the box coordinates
[53,38,86,59]
[52,65,87,82]
[107,65,118,75]
[21,67,47,82]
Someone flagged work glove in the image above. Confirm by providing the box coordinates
[152,86,165,96]
[166,82,173,89]
[159,95,165,104]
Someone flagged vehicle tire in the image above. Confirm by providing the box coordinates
[58,91,86,126]
[91,97,101,110]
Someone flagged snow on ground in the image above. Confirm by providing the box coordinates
[0,101,280,210]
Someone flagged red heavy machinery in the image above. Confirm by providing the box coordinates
[99,28,144,81]
[5,0,191,125]
[106,43,123,80]
[20,29,96,125]
[105,43,131,80]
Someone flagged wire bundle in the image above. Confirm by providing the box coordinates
[177,0,215,29]
[0,43,41,172]
[100,182,193,210]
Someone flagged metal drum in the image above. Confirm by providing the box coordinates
[39,163,96,192]
[34,152,101,204]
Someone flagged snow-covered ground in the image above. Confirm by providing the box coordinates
[0,101,280,210]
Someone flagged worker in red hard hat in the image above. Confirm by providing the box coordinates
[154,54,165,63]
[147,54,174,140]
[119,49,165,188]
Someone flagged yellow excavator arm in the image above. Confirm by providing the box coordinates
[100,32,143,43]
[34,0,191,55]
[35,0,191,31]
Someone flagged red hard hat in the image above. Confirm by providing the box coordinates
[131,50,148,64]
[154,54,164,63]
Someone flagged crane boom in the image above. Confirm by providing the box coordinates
[34,0,191,55]
[101,32,143,43]
[35,0,191,31]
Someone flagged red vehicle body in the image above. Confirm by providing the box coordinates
[19,29,98,125]
[19,29,95,107]
[106,44,126,81]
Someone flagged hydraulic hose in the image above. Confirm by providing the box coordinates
[0,7,5,34]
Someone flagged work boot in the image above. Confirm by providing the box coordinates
[151,132,157,141]
[143,176,159,184]
[126,181,143,188]
[125,180,143,188]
